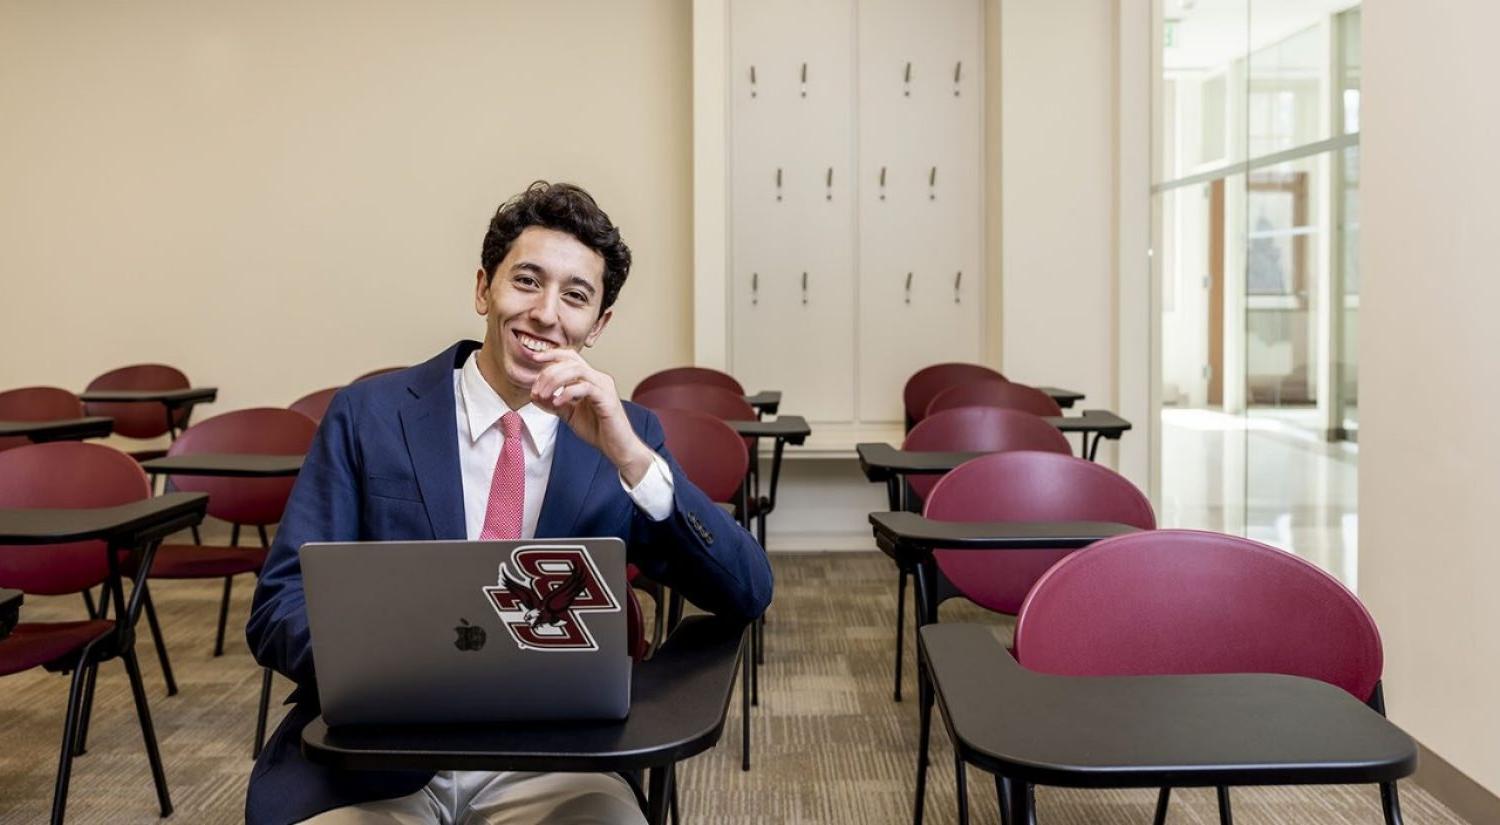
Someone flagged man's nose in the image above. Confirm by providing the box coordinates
[527,291,561,327]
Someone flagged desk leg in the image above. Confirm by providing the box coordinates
[894,564,907,702]
[1004,779,1035,825]
[911,561,937,825]
[646,763,674,825]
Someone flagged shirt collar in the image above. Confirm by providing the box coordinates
[459,351,559,456]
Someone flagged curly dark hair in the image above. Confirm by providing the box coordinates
[480,181,632,313]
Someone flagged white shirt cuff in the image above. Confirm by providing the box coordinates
[621,451,675,522]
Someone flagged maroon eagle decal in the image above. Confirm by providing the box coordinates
[483,546,620,651]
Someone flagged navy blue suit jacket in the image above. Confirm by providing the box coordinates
[245,341,773,825]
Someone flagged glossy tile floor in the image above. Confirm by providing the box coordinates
[1160,406,1360,588]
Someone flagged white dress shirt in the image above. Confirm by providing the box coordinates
[454,351,673,540]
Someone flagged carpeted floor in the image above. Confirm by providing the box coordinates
[0,548,1473,824]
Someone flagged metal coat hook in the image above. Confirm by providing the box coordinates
[879,166,887,201]
[825,167,834,201]
[953,61,962,97]
[750,65,758,98]
[800,62,808,98]
[801,271,809,305]
[954,271,963,303]
[903,62,912,97]
[752,272,759,306]
[905,271,913,304]
[775,167,783,202]
[929,166,937,200]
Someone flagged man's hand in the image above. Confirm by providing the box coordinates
[528,348,656,486]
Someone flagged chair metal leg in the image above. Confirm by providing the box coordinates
[72,661,100,757]
[214,576,233,657]
[894,567,908,702]
[1002,779,1036,825]
[912,663,934,825]
[141,585,178,696]
[954,752,970,825]
[646,764,674,825]
[1380,782,1404,825]
[121,646,173,816]
[50,657,93,825]
[253,667,273,758]
[81,589,97,619]
[750,620,760,707]
[995,776,1013,825]
[669,763,680,825]
[741,643,752,771]
[1216,786,1233,825]
[755,511,768,666]
[666,591,683,634]
[1153,787,1171,825]
[94,582,111,620]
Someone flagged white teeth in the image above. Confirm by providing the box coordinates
[518,333,553,353]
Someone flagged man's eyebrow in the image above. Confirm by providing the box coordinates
[564,275,598,297]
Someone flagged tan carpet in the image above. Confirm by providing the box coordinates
[0,548,1473,824]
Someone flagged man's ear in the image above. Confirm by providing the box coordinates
[474,267,490,316]
[583,307,613,348]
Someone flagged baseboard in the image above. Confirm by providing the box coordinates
[1414,740,1500,824]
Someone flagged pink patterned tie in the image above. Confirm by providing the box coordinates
[479,411,525,540]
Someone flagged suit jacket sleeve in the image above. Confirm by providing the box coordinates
[626,408,774,623]
[246,389,362,688]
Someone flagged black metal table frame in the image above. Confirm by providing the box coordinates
[0,492,209,822]
[301,615,747,825]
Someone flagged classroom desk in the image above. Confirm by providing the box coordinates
[921,623,1417,824]
[79,387,218,440]
[1034,387,1084,409]
[0,492,209,548]
[726,415,812,523]
[302,614,746,825]
[742,391,781,416]
[0,588,20,640]
[140,453,304,479]
[0,416,114,444]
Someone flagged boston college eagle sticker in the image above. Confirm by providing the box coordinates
[482,545,620,652]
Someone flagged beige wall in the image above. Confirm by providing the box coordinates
[999,0,1116,417]
[0,1,694,421]
[1361,0,1500,796]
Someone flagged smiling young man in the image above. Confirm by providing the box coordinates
[246,182,773,825]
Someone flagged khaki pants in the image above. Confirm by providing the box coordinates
[297,771,647,825]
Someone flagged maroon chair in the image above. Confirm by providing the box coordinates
[885,408,1073,701]
[927,378,1062,419]
[146,408,316,757]
[82,365,194,458]
[289,386,341,424]
[650,407,759,772]
[1012,530,1400,825]
[0,442,172,824]
[902,363,1006,432]
[911,451,1156,825]
[0,386,86,452]
[633,366,746,398]
[353,366,405,382]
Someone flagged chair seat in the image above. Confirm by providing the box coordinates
[144,544,267,579]
[0,620,113,676]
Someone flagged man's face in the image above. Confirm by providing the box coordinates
[474,226,612,404]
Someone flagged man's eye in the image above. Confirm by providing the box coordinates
[565,291,588,303]
[515,276,539,288]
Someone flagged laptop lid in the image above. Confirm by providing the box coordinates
[301,538,630,726]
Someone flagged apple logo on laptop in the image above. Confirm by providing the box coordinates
[453,618,486,652]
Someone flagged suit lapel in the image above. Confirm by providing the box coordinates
[536,421,604,538]
[398,342,473,540]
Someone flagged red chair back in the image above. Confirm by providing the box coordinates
[0,386,85,452]
[925,451,1155,615]
[83,364,191,439]
[634,367,746,398]
[289,386,341,424]
[903,363,1006,429]
[634,385,756,422]
[166,408,317,526]
[903,408,1072,502]
[927,379,1062,418]
[0,442,150,594]
[651,408,748,504]
[1014,529,1383,702]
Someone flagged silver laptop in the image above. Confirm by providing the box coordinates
[301,538,631,726]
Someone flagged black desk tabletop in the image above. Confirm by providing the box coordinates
[869,512,1139,557]
[141,453,304,477]
[79,387,218,406]
[1036,387,1084,408]
[1043,410,1131,435]
[856,442,979,480]
[727,415,811,444]
[743,391,781,414]
[0,492,208,546]
[302,615,745,773]
[0,417,113,443]
[922,623,1417,789]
